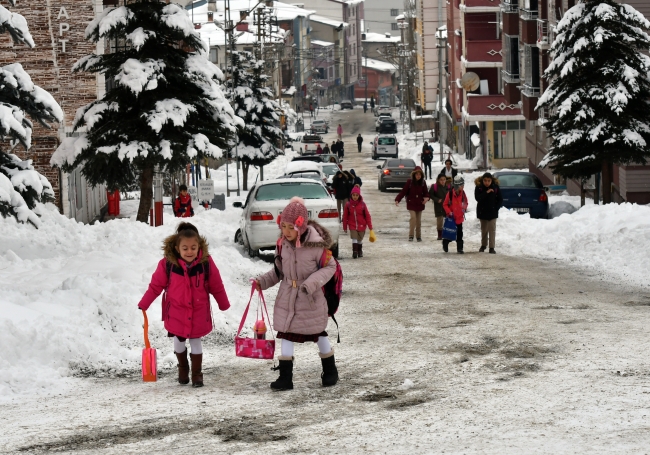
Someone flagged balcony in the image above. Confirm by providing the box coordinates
[537,19,549,49]
[466,94,522,119]
[521,84,540,98]
[520,0,539,21]
[464,40,503,66]
[464,0,500,8]
[500,0,518,13]
[501,70,519,84]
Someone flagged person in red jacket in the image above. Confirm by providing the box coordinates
[138,222,231,387]
[395,166,429,242]
[342,185,373,258]
[174,184,194,218]
[443,175,469,254]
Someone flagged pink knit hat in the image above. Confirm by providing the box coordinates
[350,185,361,196]
[278,197,309,246]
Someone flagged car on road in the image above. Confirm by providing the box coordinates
[372,134,399,159]
[310,119,329,134]
[340,99,354,109]
[492,171,549,219]
[375,105,391,117]
[233,179,340,257]
[378,118,398,134]
[280,161,328,187]
[300,134,324,155]
[377,158,417,192]
[375,113,392,131]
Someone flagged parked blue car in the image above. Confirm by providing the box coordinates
[493,171,549,219]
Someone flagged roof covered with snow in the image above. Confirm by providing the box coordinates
[311,39,334,47]
[363,57,396,73]
[362,32,401,43]
[310,14,348,28]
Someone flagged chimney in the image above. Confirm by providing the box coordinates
[208,11,214,22]
[240,10,249,21]
[385,32,391,38]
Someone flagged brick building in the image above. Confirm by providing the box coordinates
[0,0,107,222]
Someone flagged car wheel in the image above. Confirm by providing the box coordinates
[379,179,386,192]
[234,229,243,245]
[331,244,339,259]
[247,245,258,258]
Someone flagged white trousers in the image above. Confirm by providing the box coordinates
[173,336,203,355]
[281,337,332,357]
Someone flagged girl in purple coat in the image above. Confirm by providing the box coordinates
[254,197,338,391]
[342,185,373,259]
[138,222,231,387]
[395,166,429,242]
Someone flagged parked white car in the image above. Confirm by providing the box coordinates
[280,161,328,188]
[233,178,340,257]
[310,119,329,134]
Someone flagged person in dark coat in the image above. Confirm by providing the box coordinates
[332,170,351,221]
[356,134,363,152]
[395,166,429,241]
[421,142,434,179]
[323,143,330,154]
[336,139,345,159]
[331,141,338,156]
[429,173,450,240]
[474,172,503,254]
[349,169,362,187]
[442,159,458,180]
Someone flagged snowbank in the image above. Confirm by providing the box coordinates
[0,203,274,401]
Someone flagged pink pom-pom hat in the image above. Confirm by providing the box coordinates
[278,197,310,242]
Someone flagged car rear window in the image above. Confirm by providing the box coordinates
[320,165,338,176]
[378,137,396,145]
[386,159,415,167]
[255,183,329,201]
[497,174,541,188]
[287,171,321,180]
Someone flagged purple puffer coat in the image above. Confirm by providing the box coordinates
[257,221,336,335]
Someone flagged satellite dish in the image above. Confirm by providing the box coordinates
[460,72,480,92]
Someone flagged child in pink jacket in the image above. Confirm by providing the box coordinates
[254,197,338,391]
[138,222,230,387]
[342,185,373,259]
[443,175,469,254]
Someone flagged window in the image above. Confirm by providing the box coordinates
[316,68,325,79]
[522,44,540,96]
[255,183,329,201]
[391,23,398,31]
[503,35,519,80]
[209,48,218,63]
[328,67,333,79]
[493,121,526,159]
[390,9,399,16]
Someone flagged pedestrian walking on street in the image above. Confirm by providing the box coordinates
[443,175,468,254]
[138,222,231,387]
[332,170,352,221]
[309,103,314,118]
[395,166,429,242]
[323,143,330,154]
[370,97,375,110]
[442,159,458,180]
[363,102,367,113]
[343,186,373,259]
[356,133,363,153]
[336,139,345,159]
[331,141,338,156]
[316,144,323,154]
[474,172,503,254]
[174,184,194,218]
[429,174,450,240]
[349,168,362,187]
[337,124,343,140]
[421,141,434,179]
[255,197,338,390]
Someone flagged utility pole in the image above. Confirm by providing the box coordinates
[437,26,447,163]
[363,47,368,111]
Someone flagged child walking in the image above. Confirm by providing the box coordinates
[429,174,450,240]
[255,197,338,391]
[342,186,373,258]
[138,222,231,387]
[443,175,468,254]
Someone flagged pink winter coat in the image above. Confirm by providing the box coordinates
[257,221,336,335]
[342,196,373,232]
[138,248,230,339]
[443,189,468,224]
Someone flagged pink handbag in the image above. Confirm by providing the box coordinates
[235,283,275,360]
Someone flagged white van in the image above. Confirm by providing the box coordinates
[372,134,399,159]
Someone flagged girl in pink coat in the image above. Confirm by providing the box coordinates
[443,175,469,254]
[138,222,231,387]
[342,185,373,259]
[254,197,338,391]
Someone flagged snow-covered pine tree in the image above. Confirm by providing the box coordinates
[0,0,64,226]
[537,0,650,203]
[226,51,284,190]
[51,1,241,222]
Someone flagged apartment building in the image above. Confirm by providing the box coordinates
[362,0,403,36]
[413,0,447,113]
[501,0,650,202]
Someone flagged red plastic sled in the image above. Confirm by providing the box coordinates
[141,310,157,382]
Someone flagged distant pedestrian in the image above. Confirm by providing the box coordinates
[356,134,363,153]
[174,184,194,218]
[370,98,375,109]
[337,124,343,140]
[395,166,429,242]
[429,174,450,240]
[138,222,231,387]
[442,159,458,179]
[336,139,345,159]
[331,141,338,156]
[349,168,362,187]
[332,170,352,221]
[316,144,323,154]
[254,197,338,390]
[343,186,373,259]
[443,175,468,254]
[363,102,367,113]
[309,103,314,117]
[323,143,330,154]
[474,172,503,254]
[421,141,434,179]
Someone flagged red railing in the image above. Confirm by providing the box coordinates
[465,40,503,63]
[466,94,521,116]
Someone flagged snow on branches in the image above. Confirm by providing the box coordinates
[536,0,650,179]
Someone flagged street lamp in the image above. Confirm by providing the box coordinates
[436,26,448,163]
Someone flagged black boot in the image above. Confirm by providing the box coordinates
[442,240,449,253]
[479,246,486,252]
[320,351,339,387]
[357,243,363,258]
[489,248,496,254]
[190,353,203,388]
[175,350,190,385]
[352,243,358,259]
[270,356,293,390]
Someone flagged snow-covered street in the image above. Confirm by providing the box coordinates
[2,108,650,454]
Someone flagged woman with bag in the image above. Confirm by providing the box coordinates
[429,173,450,240]
[443,175,468,254]
[342,186,374,259]
[474,172,503,254]
[395,166,429,242]
[138,223,231,387]
[254,197,338,391]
